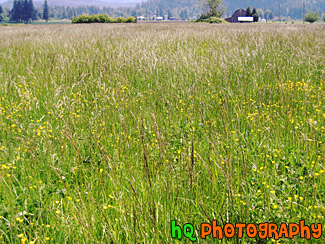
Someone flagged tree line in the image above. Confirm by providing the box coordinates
[0,0,324,23]
[0,0,201,22]
[0,0,135,23]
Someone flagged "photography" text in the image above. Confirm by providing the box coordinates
[171,220,322,241]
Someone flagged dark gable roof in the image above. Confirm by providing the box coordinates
[232,8,247,17]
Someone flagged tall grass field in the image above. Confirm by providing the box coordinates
[0,23,324,243]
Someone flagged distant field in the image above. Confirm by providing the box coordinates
[0,23,324,243]
[1,20,72,26]
[30,20,72,25]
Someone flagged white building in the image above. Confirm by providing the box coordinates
[238,17,254,22]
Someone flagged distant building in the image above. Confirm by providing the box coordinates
[156,16,164,21]
[137,16,145,21]
[225,8,253,23]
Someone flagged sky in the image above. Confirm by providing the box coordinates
[0,0,143,2]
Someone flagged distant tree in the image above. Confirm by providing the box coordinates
[0,5,6,22]
[304,11,320,24]
[18,0,24,21]
[167,9,172,20]
[10,0,35,23]
[205,0,225,18]
[28,0,36,21]
[184,9,188,20]
[246,6,252,17]
[131,10,137,18]
[252,7,259,22]
[323,14,325,22]
[23,0,28,22]
[0,5,5,22]
[179,9,184,20]
[158,8,163,17]
[62,8,67,19]
[264,9,273,20]
[10,0,23,22]
[43,0,49,22]
[257,8,264,19]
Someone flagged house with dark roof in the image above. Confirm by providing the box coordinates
[225,8,252,23]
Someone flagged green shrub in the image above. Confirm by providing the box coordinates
[194,16,227,24]
[126,16,136,23]
[72,14,135,24]
[304,11,320,24]
[197,14,209,21]
[116,17,126,23]
[207,17,227,23]
[98,14,109,23]
[90,15,100,23]
[72,15,91,23]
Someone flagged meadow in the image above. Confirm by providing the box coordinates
[0,23,324,243]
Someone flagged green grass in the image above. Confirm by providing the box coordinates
[30,20,71,25]
[1,20,71,26]
[0,23,324,243]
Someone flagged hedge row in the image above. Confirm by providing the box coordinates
[193,16,228,24]
[72,14,136,24]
